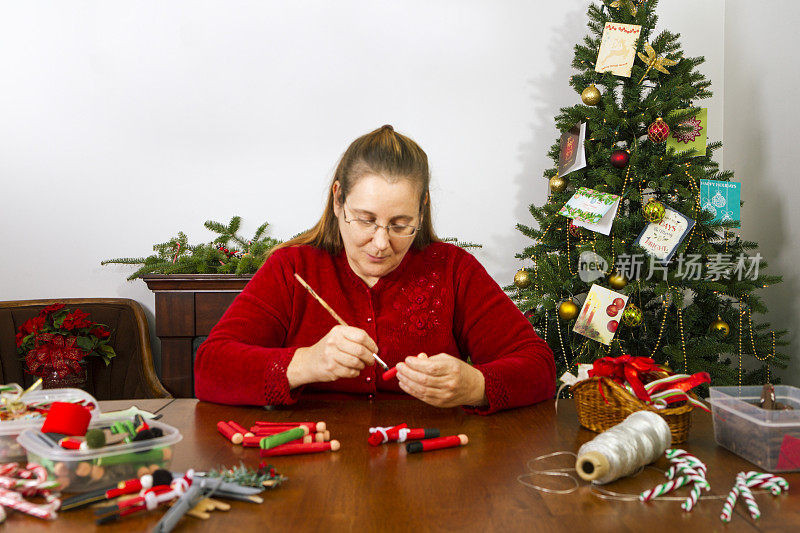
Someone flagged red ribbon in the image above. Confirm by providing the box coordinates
[588,355,661,403]
[648,372,711,395]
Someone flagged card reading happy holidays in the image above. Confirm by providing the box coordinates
[634,207,696,264]
[558,187,621,235]
[595,22,642,77]
[666,108,707,156]
[700,179,740,227]
[557,122,587,178]
[573,284,629,346]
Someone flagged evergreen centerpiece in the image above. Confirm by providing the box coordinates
[511,0,788,389]
[101,216,282,280]
[16,304,117,387]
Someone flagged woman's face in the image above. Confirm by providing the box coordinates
[333,174,423,287]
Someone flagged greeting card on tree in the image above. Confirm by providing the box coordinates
[595,22,642,77]
[700,179,740,227]
[557,122,587,177]
[666,108,707,156]
[634,207,696,264]
[573,284,629,345]
[558,187,621,235]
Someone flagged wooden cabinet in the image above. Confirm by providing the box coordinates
[143,274,251,397]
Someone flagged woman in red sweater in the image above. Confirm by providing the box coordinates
[194,125,555,413]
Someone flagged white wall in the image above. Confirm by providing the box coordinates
[724,1,800,385]
[0,1,724,374]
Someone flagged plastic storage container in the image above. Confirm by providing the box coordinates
[708,385,800,472]
[17,417,182,493]
[0,388,100,463]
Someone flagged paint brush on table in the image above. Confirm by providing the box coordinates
[293,273,389,371]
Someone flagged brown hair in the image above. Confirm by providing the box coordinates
[269,125,438,257]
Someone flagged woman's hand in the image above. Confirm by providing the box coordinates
[287,325,379,388]
[396,353,487,408]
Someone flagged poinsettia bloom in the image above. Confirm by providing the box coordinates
[15,332,25,348]
[39,303,65,316]
[89,327,110,339]
[62,309,91,330]
[21,315,46,335]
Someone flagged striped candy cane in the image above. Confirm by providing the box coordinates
[681,482,703,512]
[736,473,760,520]
[640,476,692,502]
[0,489,58,520]
[720,484,740,522]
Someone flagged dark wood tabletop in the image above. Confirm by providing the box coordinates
[4,395,798,532]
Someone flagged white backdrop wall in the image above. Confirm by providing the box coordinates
[724,0,800,385]
[0,1,724,376]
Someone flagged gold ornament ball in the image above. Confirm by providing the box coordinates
[608,272,628,290]
[514,269,532,289]
[710,318,730,337]
[549,175,568,193]
[621,304,643,327]
[558,300,580,321]
[581,84,601,106]
[643,199,666,224]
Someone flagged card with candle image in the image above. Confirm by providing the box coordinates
[572,284,629,346]
[557,122,587,178]
[595,22,642,77]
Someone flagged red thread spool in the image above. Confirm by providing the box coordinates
[217,421,243,444]
[406,434,468,453]
[382,367,398,381]
[41,402,92,436]
[227,421,254,438]
[259,440,341,457]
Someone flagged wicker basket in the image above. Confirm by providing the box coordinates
[572,376,694,444]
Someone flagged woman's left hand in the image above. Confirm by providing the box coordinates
[396,353,487,408]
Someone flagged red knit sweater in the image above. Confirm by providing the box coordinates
[194,242,555,414]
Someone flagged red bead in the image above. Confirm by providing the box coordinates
[648,118,670,143]
[610,150,630,169]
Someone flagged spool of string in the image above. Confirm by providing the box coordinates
[575,410,672,485]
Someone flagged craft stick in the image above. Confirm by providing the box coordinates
[253,421,326,432]
[259,440,340,457]
[406,434,468,453]
[260,427,308,450]
[217,421,243,444]
[227,421,254,438]
[294,273,388,370]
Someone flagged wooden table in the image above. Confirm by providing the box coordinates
[6,396,799,532]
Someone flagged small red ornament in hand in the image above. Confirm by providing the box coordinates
[648,117,670,143]
[607,320,619,333]
[610,150,630,168]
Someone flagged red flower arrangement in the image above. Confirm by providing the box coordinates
[16,304,117,379]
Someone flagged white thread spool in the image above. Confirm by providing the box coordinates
[575,410,672,484]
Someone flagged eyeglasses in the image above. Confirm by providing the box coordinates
[342,203,421,238]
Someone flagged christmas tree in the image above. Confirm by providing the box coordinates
[511,0,788,388]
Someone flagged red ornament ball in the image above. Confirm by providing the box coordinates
[607,320,619,333]
[648,117,670,143]
[524,308,536,319]
[606,304,619,317]
[568,222,582,238]
[610,150,630,169]
[613,297,625,308]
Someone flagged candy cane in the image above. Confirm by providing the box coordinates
[720,484,740,522]
[736,473,760,520]
[639,476,692,502]
[0,489,58,520]
[681,483,703,512]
